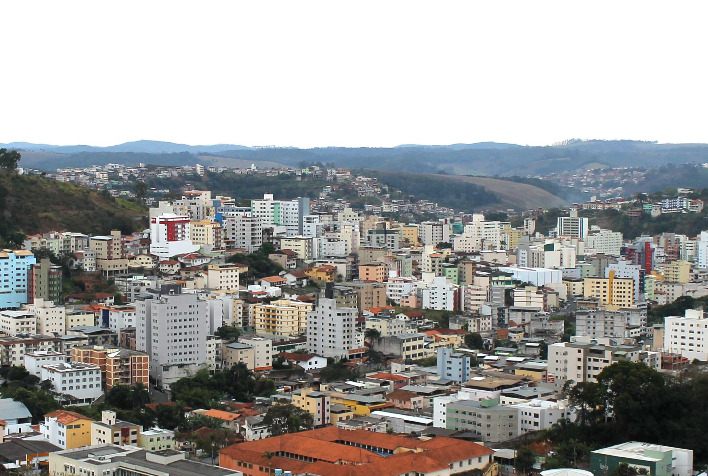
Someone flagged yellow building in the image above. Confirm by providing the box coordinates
[564,278,585,297]
[252,299,313,336]
[42,410,93,449]
[304,265,338,283]
[328,392,391,416]
[662,260,690,284]
[583,272,635,308]
[91,410,141,446]
[292,388,330,426]
[400,225,420,246]
[501,227,523,250]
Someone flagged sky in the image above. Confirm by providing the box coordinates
[2,1,708,149]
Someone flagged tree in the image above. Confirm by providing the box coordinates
[262,404,314,436]
[464,332,484,350]
[364,327,381,344]
[514,446,536,475]
[0,149,20,170]
[215,325,242,342]
[539,341,548,360]
[135,181,148,204]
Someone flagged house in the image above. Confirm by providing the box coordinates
[258,276,287,289]
[278,352,327,370]
[0,400,32,426]
[91,411,141,446]
[158,260,181,275]
[193,409,240,432]
[283,270,309,287]
[138,427,174,452]
[385,389,425,410]
[304,265,338,283]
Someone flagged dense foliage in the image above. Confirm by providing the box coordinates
[170,364,276,408]
[262,403,314,436]
[227,243,283,283]
[552,361,708,462]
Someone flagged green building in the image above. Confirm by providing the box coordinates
[590,442,692,476]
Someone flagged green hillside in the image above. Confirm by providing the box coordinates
[359,169,568,212]
[0,173,148,239]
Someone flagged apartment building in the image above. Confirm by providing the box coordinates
[90,231,128,276]
[25,299,65,336]
[221,214,262,253]
[374,333,431,361]
[0,335,60,366]
[585,229,623,256]
[662,260,691,283]
[0,249,36,309]
[419,221,451,246]
[575,307,646,339]
[583,275,635,308]
[72,345,149,390]
[24,350,66,378]
[41,410,94,449]
[252,299,313,336]
[149,214,199,259]
[445,399,518,444]
[358,263,387,282]
[238,336,272,370]
[190,219,224,250]
[41,361,103,405]
[138,428,175,451]
[292,388,331,427]
[135,287,209,389]
[343,281,387,312]
[28,258,63,305]
[422,277,459,311]
[0,310,37,336]
[664,309,708,361]
[206,263,243,291]
[306,296,359,359]
[436,347,473,383]
[221,342,255,370]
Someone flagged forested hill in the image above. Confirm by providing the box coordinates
[0,173,147,240]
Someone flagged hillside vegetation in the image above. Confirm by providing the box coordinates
[0,173,147,238]
[361,169,568,212]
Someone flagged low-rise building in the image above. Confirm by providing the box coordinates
[292,388,331,427]
[138,427,175,452]
[40,362,102,406]
[41,410,94,449]
[591,442,693,476]
[91,410,141,446]
[71,345,149,390]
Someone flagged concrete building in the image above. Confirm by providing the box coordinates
[221,214,262,253]
[0,310,36,336]
[374,333,430,361]
[90,231,128,276]
[206,263,243,291]
[419,221,451,246]
[221,342,255,370]
[72,345,149,390]
[421,277,459,311]
[699,230,708,269]
[238,335,272,370]
[28,258,63,305]
[306,297,359,359]
[446,398,518,444]
[591,442,693,476]
[343,281,387,312]
[583,275,635,308]
[149,213,199,259]
[25,299,65,336]
[41,361,103,405]
[138,428,175,452]
[135,287,209,389]
[293,388,331,427]
[91,410,141,446]
[575,307,647,339]
[556,211,589,240]
[585,229,623,256]
[252,299,313,336]
[24,350,66,379]
[0,250,36,309]
[436,347,473,383]
[664,309,708,361]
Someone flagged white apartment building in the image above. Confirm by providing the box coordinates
[585,229,623,256]
[511,399,575,435]
[25,299,65,336]
[206,264,242,291]
[422,277,457,311]
[664,309,708,361]
[24,350,67,378]
[0,310,37,336]
[106,305,136,333]
[41,361,102,405]
[250,194,309,236]
[556,211,589,240]
[306,297,358,359]
[419,221,451,246]
[149,213,200,259]
[699,231,708,269]
[135,289,209,389]
[575,308,646,339]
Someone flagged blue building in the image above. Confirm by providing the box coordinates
[436,347,473,383]
[0,250,36,309]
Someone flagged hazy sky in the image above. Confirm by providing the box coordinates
[3,1,707,148]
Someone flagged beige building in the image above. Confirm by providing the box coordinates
[25,299,65,336]
[359,263,387,282]
[252,299,313,336]
[279,237,314,260]
[221,342,255,369]
[91,231,128,276]
[206,264,243,291]
[238,336,272,370]
[139,428,174,451]
[190,219,224,249]
[400,224,420,246]
[583,274,635,308]
[344,281,387,312]
[66,309,95,329]
[91,410,141,446]
[0,310,37,336]
[662,260,691,283]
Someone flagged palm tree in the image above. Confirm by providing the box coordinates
[263,451,274,474]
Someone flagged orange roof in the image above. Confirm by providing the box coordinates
[365,306,395,314]
[219,427,494,476]
[368,372,408,382]
[261,276,286,283]
[45,410,92,424]
[202,409,240,422]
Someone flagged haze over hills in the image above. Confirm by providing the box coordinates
[6,139,708,178]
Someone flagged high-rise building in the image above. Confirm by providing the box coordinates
[250,194,310,237]
[28,258,63,305]
[0,249,36,309]
[135,286,209,389]
[306,294,358,359]
[25,298,65,336]
[698,231,708,269]
[149,214,199,259]
[221,214,262,253]
[664,309,708,361]
[556,209,589,240]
